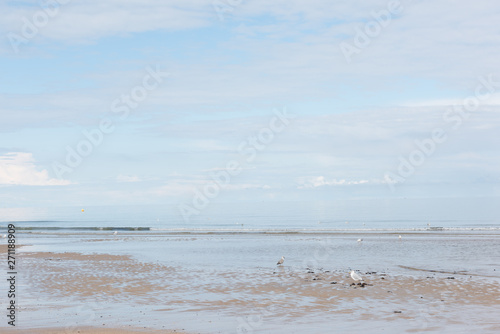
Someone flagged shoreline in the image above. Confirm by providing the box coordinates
[1,327,187,333]
[7,227,500,234]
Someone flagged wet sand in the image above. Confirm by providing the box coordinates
[2,327,185,333]
[2,235,500,333]
[2,245,499,333]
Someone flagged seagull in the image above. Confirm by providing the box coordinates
[277,256,285,266]
[350,270,364,283]
[1,234,6,238]
[113,231,118,235]
[357,238,363,242]
[398,235,402,240]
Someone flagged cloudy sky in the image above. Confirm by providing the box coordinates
[1,0,499,208]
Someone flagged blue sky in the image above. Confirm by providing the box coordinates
[1,0,499,209]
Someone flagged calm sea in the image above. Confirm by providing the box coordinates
[1,197,499,233]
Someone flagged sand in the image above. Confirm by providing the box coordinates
[2,327,184,333]
[2,240,500,333]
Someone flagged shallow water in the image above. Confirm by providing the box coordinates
[15,230,500,278]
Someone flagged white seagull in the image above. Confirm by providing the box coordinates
[2,234,6,238]
[398,235,402,240]
[357,238,363,242]
[350,270,364,283]
[277,256,285,266]
[113,231,118,235]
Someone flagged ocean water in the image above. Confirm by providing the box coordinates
[2,197,499,232]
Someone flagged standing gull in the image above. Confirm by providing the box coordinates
[350,270,363,283]
[277,256,285,266]
[357,238,363,243]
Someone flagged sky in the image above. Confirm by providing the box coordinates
[0,0,499,210]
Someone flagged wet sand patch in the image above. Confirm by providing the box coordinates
[13,248,500,333]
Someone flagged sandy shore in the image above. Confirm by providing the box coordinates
[2,327,184,333]
[2,239,500,333]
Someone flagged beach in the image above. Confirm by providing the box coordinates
[4,0,500,332]
[1,229,499,333]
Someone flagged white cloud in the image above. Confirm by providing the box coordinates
[298,176,371,188]
[0,152,71,186]
[0,0,213,44]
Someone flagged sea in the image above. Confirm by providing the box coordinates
[2,197,500,233]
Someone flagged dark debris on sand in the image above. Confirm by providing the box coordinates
[350,282,372,288]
